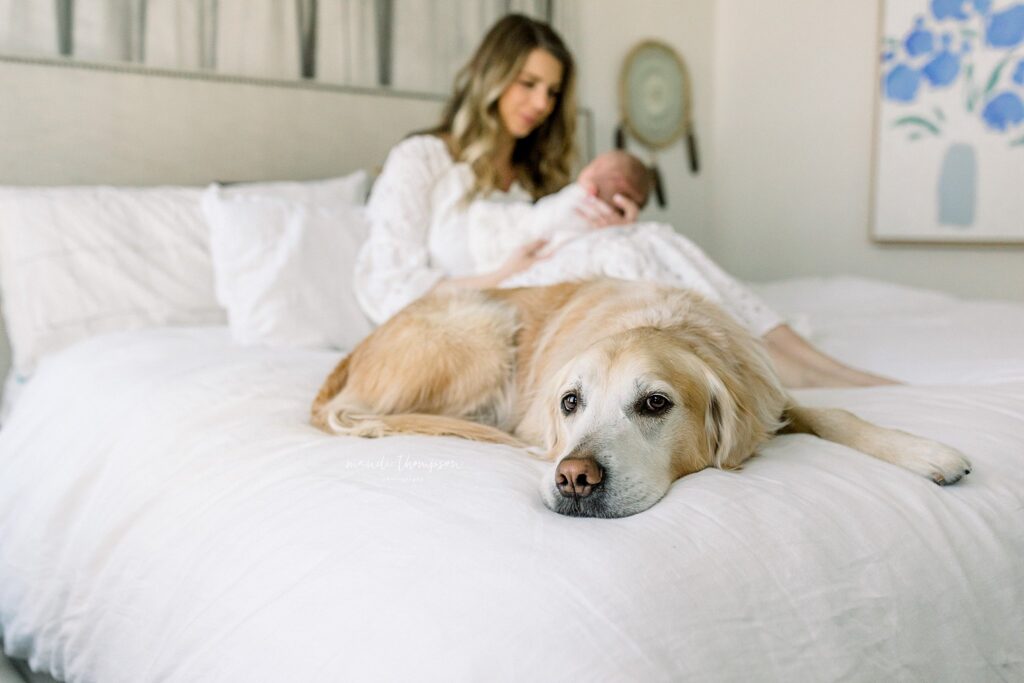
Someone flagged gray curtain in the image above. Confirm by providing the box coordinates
[317,0,379,87]
[0,0,573,92]
[390,0,506,93]
[145,0,218,70]
[73,0,143,62]
[0,0,58,56]
[215,0,301,78]
[390,0,558,93]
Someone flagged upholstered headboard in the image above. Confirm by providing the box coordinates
[0,55,452,186]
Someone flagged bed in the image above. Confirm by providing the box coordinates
[1,57,1023,682]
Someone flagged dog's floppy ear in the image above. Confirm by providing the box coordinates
[698,364,739,469]
[540,365,572,458]
[513,362,571,460]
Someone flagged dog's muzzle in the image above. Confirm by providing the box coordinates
[555,457,604,499]
[546,456,617,517]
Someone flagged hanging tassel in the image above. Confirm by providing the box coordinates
[650,164,666,208]
[686,130,700,174]
[614,124,626,150]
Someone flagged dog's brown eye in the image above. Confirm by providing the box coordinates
[643,394,672,415]
[561,392,578,415]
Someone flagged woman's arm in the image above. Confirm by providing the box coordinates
[354,137,456,324]
[355,137,640,323]
[354,136,553,323]
[454,182,587,274]
[457,184,634,266]
[438,238,550,292]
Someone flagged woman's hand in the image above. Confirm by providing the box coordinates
[609,193,640,223]
[576,182,640,228]
[497,237,551,281]
[433,238,550,294]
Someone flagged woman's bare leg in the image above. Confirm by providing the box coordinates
[763,325,900,388]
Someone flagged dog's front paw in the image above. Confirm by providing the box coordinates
[928,452,972,486]
[899,439,973,486]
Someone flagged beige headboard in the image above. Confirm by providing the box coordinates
[0,55,593,393]
[0,55,450,186]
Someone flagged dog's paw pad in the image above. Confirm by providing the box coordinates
[923,448,972,486]
[899,438,972,486]
[932,470,965,486]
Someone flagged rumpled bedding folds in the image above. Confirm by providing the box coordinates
[1,277,1022,682]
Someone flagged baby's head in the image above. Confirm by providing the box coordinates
[578,151,651,213]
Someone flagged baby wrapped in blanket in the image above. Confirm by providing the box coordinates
[499,150,782,335]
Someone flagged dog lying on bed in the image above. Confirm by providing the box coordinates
[312,279,971,518]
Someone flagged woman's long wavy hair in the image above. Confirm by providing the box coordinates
[429,14,577,201]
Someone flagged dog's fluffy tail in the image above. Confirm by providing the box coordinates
[322,405,524,447]
[311,354,353,426]
[311,350,524,448]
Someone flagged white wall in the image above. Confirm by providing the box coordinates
[709,0,1024,301]
[568,0,717,249]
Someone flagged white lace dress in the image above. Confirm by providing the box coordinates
[354,135,783,336]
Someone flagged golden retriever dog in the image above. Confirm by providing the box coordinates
[312,279,971,518]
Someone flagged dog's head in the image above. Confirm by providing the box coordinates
[538,325,784,518]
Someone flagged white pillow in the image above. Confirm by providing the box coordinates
[0,171,368,387]
[0,185,225,382]
[203,185,374,350]
[218,170,368,207]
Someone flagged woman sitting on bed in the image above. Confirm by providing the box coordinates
[353,14,893,389]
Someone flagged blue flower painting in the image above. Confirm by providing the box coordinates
[874,1,1024,243]
[986,4,1024,46]
[882,0,1024,139]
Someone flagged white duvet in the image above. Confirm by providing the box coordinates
[1,277,1023,682]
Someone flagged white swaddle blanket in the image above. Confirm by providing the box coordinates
[501,222,783,336]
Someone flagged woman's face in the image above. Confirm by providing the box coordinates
[497,48,564,139]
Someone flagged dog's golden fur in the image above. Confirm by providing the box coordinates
[313,279,971,517]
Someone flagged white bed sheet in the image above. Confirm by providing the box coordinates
[753,276,1024,385]
[1,278,1022,682]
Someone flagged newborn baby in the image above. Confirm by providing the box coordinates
[499,150,780,337]
[579,150,652,216]
[539,150,652,256]
[501,150,734,307]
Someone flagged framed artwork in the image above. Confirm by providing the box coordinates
[872,0,1024,243]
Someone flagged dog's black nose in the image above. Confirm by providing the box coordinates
[556,458,604,499]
